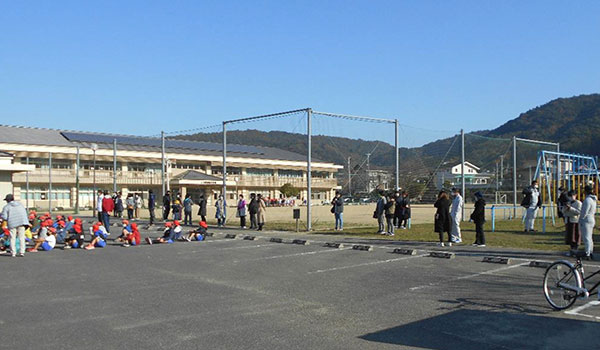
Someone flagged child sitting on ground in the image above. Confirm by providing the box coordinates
[64,221,85,249]
[114,219,132,243]
[145,221,181,244]
[84,224,108,250]
[182,221,208,241]
[27,227,57,252]
[123,222,141,247]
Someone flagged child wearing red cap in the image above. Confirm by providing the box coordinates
[183,221,209,242]
[27,227,57,252]
[145,221,177,244]
[84,223,108,250]
[123,222,141,247]
[64,221,85,249]
[115,219,132,244]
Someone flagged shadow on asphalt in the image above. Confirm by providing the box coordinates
[359,309,599,350]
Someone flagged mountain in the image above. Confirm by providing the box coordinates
[175,94,600,177]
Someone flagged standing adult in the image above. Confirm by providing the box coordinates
[134,193,142,219]
[248,193,258,229]
[96,190,104,223]
[237,194,247,229]
[450,188,463,244]
[126,193,135,220]
[393,191,402,228]
[375,190,387,235]
[1,194,29,257]
[197,194,207,223]
[397,191,411,229]
[215,195,225,227]
[114,192,124,218]
[521,180,541,232]
[470,192,486,247]
[434,190,451,247]
[557,186,569,223]
[183,194,194,226]
[562,190,581,256]
[579,185,596,259]
[384,193,396,236]
[257,194,266,231]
[148,189,156,226]
[332,192,344,231]
[101,190,114,233]
[162,190,171,221]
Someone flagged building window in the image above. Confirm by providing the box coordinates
[279,170,303,178]
[247,168,273,177]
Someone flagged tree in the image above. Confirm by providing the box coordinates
[279,183,300,198]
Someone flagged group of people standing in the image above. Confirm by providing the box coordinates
[161,190,208,226]
[557,184,596,259]
[232,193,267,231]
[434,188,486,247]
[372,190,411,236]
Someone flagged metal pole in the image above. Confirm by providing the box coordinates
[113,138,117,193]
[460,129,465,221]
[222,122,227,222]
[347,156,351,196]
[513,136,517,218]
[75,147,80,214]
[307,108,312,231]
[161,131,166,200]
[48,152,52,212]
[557,143,561,190]
[93,149,97,219]
[25,157,29,210]
[395,119,399,191]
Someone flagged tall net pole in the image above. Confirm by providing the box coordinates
[513,136,517,217]
[48,152,52,212]
[75,147,80,214]
[161,131,166,200]
[222,121,227,222]
[113,139,117,193]
[307,108,312,231]
[395,119,399,190]
[460,129,465,220]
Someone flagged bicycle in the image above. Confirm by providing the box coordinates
[543,252,600,310]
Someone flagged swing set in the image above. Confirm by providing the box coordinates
[534,151,600,224]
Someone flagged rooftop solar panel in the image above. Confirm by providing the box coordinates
[60,132,263,155]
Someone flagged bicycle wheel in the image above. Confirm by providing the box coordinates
[543,261,583,310]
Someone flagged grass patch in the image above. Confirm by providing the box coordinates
[265,218,599,252]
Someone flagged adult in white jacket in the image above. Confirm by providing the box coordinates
[579,185,597,258]
[450,188,463,243]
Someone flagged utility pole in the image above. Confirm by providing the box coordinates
[161,131,166,201]
[366,153,371,193]
[48,152,52,213]
[222,122,227,222]
[394,119,399,191]
[347,156,352,196]
[513,136,517,218]
[307,108,312,231]
[500,155,504,180]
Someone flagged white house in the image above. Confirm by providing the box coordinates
[434,161,491,189]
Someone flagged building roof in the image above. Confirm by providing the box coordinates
[452,161,480,171]
[0,151,14,157]
[0,125,327,164]
[175,170,223,181]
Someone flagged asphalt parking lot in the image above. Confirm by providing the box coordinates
[2,220,600,350]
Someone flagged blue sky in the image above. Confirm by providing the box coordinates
[1,1,599,146]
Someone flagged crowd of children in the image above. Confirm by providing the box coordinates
[0,209,210,255]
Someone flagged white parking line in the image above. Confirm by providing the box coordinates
[308,254,428,274]
[233,247,351,263]
[564,301,600,320]
[409,262,528,291]
[219,243,280,251]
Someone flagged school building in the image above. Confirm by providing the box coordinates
[0,125,342,210]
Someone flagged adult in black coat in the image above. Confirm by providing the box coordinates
[434,190,451,246]
[197,194,207,222]
[248,193,259,229]
[470,192,486,246]
[162,191,171,221]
